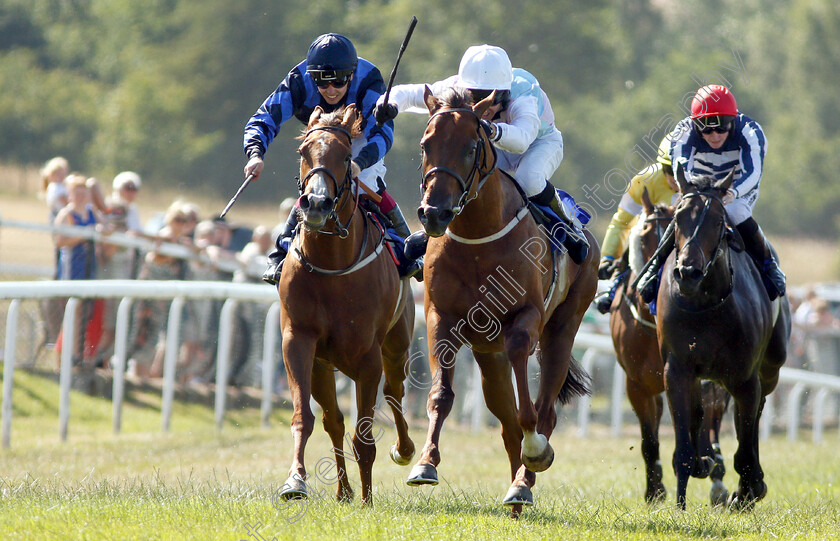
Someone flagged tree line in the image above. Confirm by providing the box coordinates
[1,0,838,236]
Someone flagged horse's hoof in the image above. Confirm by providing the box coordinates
[502,484,534,507]
[521,442,554,473]
[727,481,766,512]
[390,444,414,466]
[710,479,729,507]
[278,475,308,500]
[645,484,667,504]
[692,456,714,479]
[406,463,438,486]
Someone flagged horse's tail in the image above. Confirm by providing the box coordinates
[557,354,592,405]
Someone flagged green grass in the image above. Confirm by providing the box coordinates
[1,370,838,540]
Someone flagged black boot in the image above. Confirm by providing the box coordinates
[262,209,299,285]
[384,204,424,281]
[736,217,786,300]
[595,293,613,315]
[637,221,675,304]
[531,184,589,265]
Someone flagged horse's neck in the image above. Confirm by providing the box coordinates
[448,172,521,237]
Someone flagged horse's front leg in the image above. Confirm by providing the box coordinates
[727,376,767,511]
[505,305,550,472]
[310,360,353,503]
[279,333,318,500]
[407,310,456,486]
[664,353,696,510]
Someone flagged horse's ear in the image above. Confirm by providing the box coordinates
[341,103,357,127]
[472,90,496,118]
[309,106,324,127]
[675,162,690,193]
[641,187,654,215]
[716,166,737,192]
[424,85,440,114]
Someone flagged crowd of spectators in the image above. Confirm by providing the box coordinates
[40,157,279,388]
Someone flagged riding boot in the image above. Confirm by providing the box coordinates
[637,221,675,304]
[262,209,299,286]
[736,217,786,300]
[384,203,424,281]
[531,184,590,265]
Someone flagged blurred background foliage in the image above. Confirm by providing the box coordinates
[1,0,838,236]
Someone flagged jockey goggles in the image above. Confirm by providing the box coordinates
[311,69,353,89]
[468,88,509,105]
[695,115,734,134]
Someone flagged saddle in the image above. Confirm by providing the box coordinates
[359,198,415,278]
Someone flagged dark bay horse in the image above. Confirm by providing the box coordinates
[277,105,415,505]
[658,167,790,510]
[608,188,730,505]
[406,86,598,516]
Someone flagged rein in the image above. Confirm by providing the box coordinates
[293,123,385,276]
[421,108,498,215]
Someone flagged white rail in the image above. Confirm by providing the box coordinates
[1,280,838,447]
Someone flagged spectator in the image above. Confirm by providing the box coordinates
[39,157,71,349]
[235,226,272,283]
[180,220,219,384]
[53,174,109,368]
[95,172,146,366]
[800,297,840,375]
[127,200,195,379]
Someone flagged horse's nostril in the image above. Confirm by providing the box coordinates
[417,207,426,221]
[299,197,310,211]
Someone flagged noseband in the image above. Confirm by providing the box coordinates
[297,125,359,238]
[421,108,497,215]
[675,191,728,281]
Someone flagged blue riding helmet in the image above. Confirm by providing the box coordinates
[306,33,358,80]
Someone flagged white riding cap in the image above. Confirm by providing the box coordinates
[113,171,142,190]
[457,45,513,91]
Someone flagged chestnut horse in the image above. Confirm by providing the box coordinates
[608,188,730,505]
[277,105,415,505]
[658,167,790,510]
[406,87,598,516]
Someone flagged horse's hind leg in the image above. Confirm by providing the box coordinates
[381,316,416,466]
[474,351,535,517]
[352,348,384,506]
[310,360,354,502]
[626,378,666,503]
[702,381,730,506]
[280,335,317,500]
[727,376,767,511]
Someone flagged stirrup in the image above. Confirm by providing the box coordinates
[262,257,285,286]
[402,257,424,282]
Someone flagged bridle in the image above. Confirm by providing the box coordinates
[420,108,498,215]
[291,123,386,276]
[297,125,360,238]
[674,191,729,282]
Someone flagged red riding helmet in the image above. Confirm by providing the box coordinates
[690,85,737,119]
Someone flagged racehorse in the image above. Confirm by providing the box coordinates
[657,166,790,510]
[406,86,599,517]
[277,105,415,505]
[607,188,730,505]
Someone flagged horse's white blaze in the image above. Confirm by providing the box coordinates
[522,431,548,457]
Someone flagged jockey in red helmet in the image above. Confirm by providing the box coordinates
[637,84,786,303]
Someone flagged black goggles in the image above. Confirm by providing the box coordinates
[695,116,734,134]
[311,70,353,89]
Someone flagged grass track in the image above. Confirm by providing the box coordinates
[1,370,838,540]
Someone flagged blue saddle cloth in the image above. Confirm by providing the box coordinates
[530,189,591,254]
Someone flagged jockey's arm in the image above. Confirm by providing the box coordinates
[491,95,540,154]
[731,118,765,199]
[601,199,639,261]
[381,77,460,114]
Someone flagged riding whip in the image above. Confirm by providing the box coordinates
[377,16,418,127]
[219,173,255,218]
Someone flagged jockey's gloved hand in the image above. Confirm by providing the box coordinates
[722,189,736,205]
[480,119,498,140]
[598,256,616,280]
[374,102,398,125]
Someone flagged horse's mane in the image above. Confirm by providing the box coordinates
[684,173,723,194]
[298,106,363,140]
[436,86,475,109]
